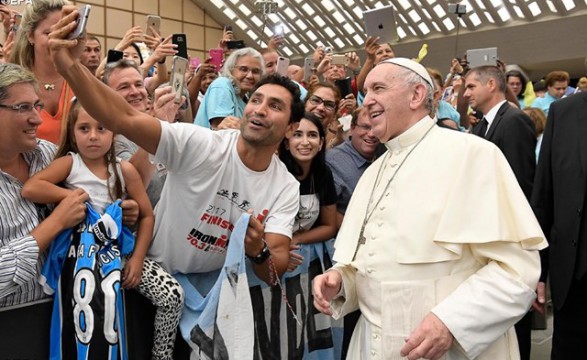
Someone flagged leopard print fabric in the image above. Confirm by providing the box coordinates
[136,258,184,360]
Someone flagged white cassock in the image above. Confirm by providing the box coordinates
[330,116,547,360]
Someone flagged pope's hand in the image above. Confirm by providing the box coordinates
[49,6,86,74]
[400,313,453,360]
[312,270,342,316]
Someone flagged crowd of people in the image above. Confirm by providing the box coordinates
[1,1,586,359]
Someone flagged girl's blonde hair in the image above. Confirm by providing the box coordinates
[57,99,124,200]
[10,0,71,70]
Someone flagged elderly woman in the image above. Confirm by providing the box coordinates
[194,47,264,129]
[10,0,74,144]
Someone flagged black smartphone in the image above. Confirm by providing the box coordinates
[107,49,124,63]
[335,77,353,98]
[226,40,245,49]
[224,25,232,32]
[172,34,188,59]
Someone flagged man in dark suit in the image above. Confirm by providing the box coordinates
[463,65,537,360]
[532,90,587,359]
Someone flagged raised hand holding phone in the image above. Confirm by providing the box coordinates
[67,5,91,40]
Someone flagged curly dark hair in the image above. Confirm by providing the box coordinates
[252,74,305,124]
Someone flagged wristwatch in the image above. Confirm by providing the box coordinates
[247,243,271,264]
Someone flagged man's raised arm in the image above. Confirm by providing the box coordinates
[49,6,161,155]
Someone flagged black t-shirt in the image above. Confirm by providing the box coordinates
[295,166,337,231]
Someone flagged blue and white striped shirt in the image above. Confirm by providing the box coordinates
[0,140,56,307]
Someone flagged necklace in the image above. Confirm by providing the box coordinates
[352,123,435,261]
[43,83,55,91]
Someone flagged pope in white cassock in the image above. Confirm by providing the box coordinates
[313,58,548,360]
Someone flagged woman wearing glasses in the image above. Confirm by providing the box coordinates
[304,83,343,149]
[194,47,265,129]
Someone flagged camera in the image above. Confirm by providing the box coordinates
[448,3,466,15]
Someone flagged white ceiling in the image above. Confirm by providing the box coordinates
[192,0,587,80]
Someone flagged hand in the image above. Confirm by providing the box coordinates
[51,188,88,229]
[144,26,162,50]
[122,256,144,288]
[148,34,176,64]
[449,58,463,75]
[218,27,234,49]
[308,74,320,88]
[152,85,184,122]
[0,6,13,35]
[48,6,87,73]
[116,26,144,50]
[312,271,342,315]
[217,115,241,130]
[337,94,357,116]
[194,61,216,79]
[3,29,14,60]
[496,59,506,73]
[326,122,344,149]
[120,198,139,226]
[316,53,332,76]
[532,281,546,314]
[364,36,380,61]
[245,209,268,258]
[312,46,325,66]
[400,313,453,360]
[267,35,284,50]
[346,51,360,71]
[286,243,304,272]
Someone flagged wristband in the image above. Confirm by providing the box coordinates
[247,243,271,264]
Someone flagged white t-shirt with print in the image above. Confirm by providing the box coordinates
[149,122,299,274]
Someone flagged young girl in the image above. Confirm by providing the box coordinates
[259,112,339,359]
[22,100,183,360]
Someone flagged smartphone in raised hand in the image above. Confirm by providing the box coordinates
[276,56,290,77]
[106,49,124,63]
[145,15,161,37]
[170,56,188,104]
[67,5,91,40]
[172,33,188,59]
[209,48,224,72]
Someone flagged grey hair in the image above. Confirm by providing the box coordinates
[467,66,507,93]
[220,47,265,95]
[102,59,142,86]
[0,63,38,102]
[393,66,434,113]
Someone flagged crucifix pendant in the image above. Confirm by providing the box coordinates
[352,225,367,261]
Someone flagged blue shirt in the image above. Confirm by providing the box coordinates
[194,77,245,128]
[531,92,558,116]
[436,100,464,130]
[325,140,373,215]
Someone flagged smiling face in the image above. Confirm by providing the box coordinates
[305,86,338,128]
[375,43,395,63]
[72,109,113,161]
[287,118,323,166]
[0,83,42,154]
[232,55,262,95]
[123,45,141,65]
[263,51,279,75]
[362,64,416,142]
[350,108,379,159]
[240,83,292,147]
[107,67,149,112]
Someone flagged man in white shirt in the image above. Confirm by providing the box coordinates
[313,58,547,360]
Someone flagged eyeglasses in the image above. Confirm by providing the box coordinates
[308,95,337,111]
[354,123,372,132]
[0,101,44,113]
[236,66,262,76]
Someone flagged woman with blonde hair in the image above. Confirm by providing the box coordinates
[10,0,74,144]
